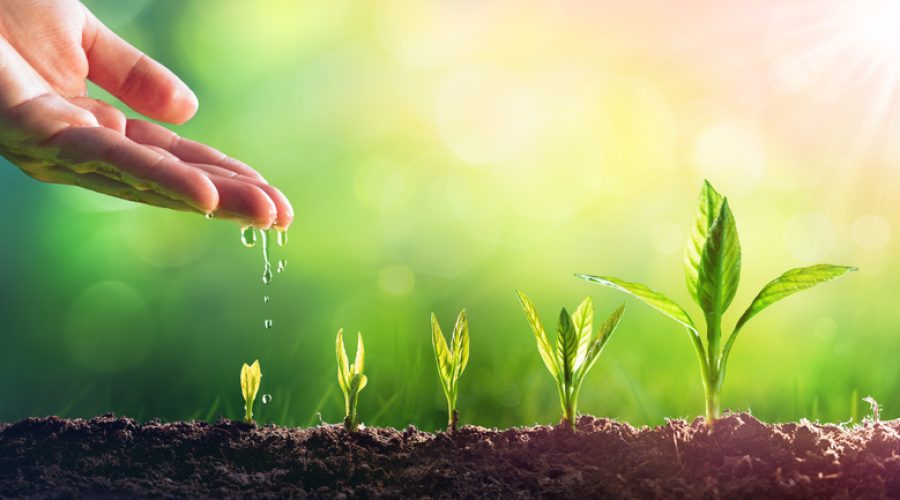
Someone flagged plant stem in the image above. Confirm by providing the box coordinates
[704,312,723,426]
[448,409,459,432]
[564,393,577,430]
[346,393,359,432]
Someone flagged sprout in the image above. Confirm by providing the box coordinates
[517,292,625,430]
[431,310,470,431]
[578,180,855,425]
[240,359,262,424]
[336,329,367,432]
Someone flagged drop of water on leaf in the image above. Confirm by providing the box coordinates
[262,394,272,404]
[241,227,256,248]
[264,319,273,329]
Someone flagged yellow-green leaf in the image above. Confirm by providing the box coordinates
[452,309,470,379]
[734,264,856,332]
[516,290,558,377]
[354,332,365,375]
[576,274,698,336]
[696,199,741,317]
[570,296,594,370]
[685,180,724,307]
[431,313,453,386]
[556,308,578,385]
[575,303,625,383]
[240,359,261,408]
[336,329,350,393]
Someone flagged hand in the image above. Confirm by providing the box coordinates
[0,0,292,229]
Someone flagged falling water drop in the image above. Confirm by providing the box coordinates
[276,259,286,273]
[264,319,273,329]
[276,230,288,247]
[263,295,270,304]
[241,227,256,248]
[261,229,273,284]
[262,394,272,404]
[204,212,214,219]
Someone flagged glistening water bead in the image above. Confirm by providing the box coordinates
[262,394,272,404]
[277,259,286,273]
[241,227,256,248]
[264,319,273,329]
[261,229,273,284]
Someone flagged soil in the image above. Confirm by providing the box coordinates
[0,412,898,499]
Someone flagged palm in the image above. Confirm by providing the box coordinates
[0,0,292,229]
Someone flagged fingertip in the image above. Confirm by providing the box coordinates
[161,83,199,125]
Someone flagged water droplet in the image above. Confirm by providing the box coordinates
[263,295,270,304]
[204,212,214,219]
[241,227,256,248]
[264,319,273,329]
[262,267,272,284]
[276,259,286,273]
[262,394,272,404]
[276,230,288,247]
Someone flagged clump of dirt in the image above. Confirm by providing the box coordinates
[0,412,898,498]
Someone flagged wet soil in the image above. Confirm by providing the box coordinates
[0,412,898,498]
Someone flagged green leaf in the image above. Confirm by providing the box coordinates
[431,313,453,385]
[516,290,558,377]
[556,308,578,385]
[354,332,365,375]
[696,199,741,317]
[336,329,350,393]
[570,296,594,370]
[734,264,857,333]
[452,309,470,378]
[576,274,698,335]
[685,180,725,306]
[575,303,625,383]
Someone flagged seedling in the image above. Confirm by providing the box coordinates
[577,180,855,425]
[516,292,625,430]
[336,329,368,432]
[431,310,470,431]
[240,359,262,424]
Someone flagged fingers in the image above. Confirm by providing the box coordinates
[126,119,294,229]
[81,6,197,124]
[67,97,126,133]
[124,120,264,180]
[44,126,219,213]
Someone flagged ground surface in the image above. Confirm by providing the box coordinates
[0,412,898,498]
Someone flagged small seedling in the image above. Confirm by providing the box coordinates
[240,360,262,424]
[431,310,470,431]
[516,292,625,430]
[336,329,367,432]
[577,180,855,425]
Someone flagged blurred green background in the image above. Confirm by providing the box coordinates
[1,0,898,428]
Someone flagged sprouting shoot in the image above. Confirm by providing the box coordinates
[240,359,262,424]
[431,309,470,431]
[336,329,368,432]
[517,292,625,430]
[577,180,855,425]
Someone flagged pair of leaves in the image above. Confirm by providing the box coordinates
[431,310,470,408]
[336,329,367,413]
[240,360,262,422]
[517,291,624,410]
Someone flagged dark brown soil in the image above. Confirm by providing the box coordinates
[1,412,898,498]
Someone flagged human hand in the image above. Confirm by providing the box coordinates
[0,0,292,229]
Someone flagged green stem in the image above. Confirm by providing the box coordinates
[563,389,578,430]
[346,392,359,432]
[244,400,254,424]
[704,382,720,424]
[703,312,723,426]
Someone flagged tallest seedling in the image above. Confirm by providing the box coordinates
[577,181,855,424]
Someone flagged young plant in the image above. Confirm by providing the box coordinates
[516,292,625,430]
[240,359,262,424]
[577,180,855,425]
[431,310,470,431]
[336,329,367,432]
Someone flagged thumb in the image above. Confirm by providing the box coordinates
[81,5,198,124]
